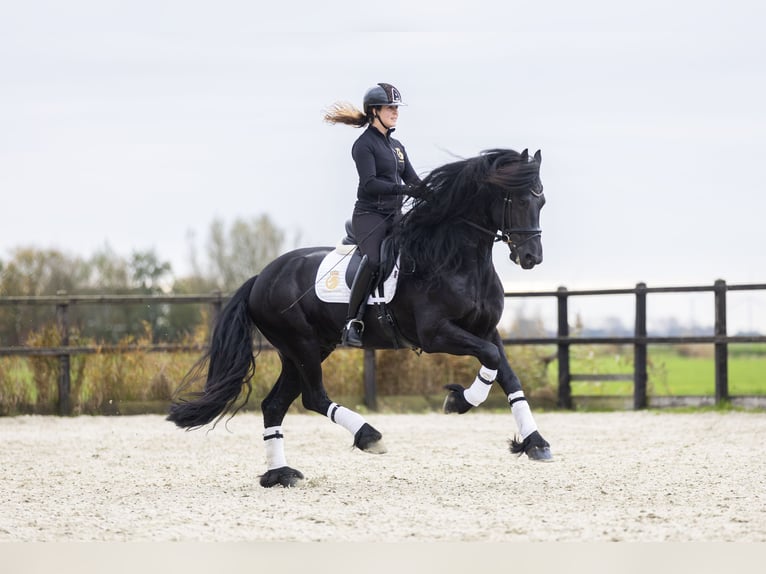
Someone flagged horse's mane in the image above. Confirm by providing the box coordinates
[397,149,540,280]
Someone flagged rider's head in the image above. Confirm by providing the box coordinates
[363,83,405,131]
[324,82,405,129]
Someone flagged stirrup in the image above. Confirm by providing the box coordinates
[341,319,365,347]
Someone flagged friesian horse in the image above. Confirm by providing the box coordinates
[168,148,552,487]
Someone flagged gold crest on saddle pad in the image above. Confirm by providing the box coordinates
[325,270,341,290]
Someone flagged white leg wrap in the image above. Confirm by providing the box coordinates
[327,403,366,435]
[463,366,497,407]
[509,391,538,439]
[263,426,287,470]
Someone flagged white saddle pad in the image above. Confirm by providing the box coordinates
[315,245,400,305]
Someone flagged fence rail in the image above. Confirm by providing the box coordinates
[501,279,766,409]
[1,280,765,414]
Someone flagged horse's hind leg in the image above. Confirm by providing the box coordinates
[259,360,305,488]
[293,344,387,455]
[325,401,387,454]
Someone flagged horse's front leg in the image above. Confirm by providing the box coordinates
[426,325,552,461]
[416,319,505,413]
[487,331,552,461]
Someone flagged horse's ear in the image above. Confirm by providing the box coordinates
[534,149,542,164]
[520,148,529,162]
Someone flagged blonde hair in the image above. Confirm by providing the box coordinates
[323,101,368,128]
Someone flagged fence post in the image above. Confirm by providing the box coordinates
[55,293,72,416]
[363,348,377,410]
[714,279,729,404]
[634,282,648,410]
[210,290,223,331]
[556,286,572,409]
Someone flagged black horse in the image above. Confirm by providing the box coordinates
[168,148,552,487]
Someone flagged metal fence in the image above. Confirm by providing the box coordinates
[1,280,765,414]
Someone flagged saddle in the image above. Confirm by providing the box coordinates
[315,221,413,349]
[340,220,398,288]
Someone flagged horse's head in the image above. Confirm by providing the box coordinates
[397,148,545,280]
[486,149,545,269]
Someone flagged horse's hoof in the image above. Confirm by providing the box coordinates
[442,384,473,414]
[354,423,387,454]
[259,466,305,488]
[526,445,553,461]
[509,431,553,462]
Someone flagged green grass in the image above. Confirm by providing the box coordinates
[566,344,766,397]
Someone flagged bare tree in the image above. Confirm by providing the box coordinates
[203,214,285,292]
[88,244,130,289]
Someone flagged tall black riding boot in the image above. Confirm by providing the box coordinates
[341,255,378,347]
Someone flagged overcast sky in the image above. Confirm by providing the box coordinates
[2,0,765,331]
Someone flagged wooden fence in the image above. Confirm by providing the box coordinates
[502,280,766,410]
[1,280,765,414]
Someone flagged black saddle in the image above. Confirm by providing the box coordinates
[341,220,397,291]
[340,221,413,350]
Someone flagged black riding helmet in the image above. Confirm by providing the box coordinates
[363,83,405,115]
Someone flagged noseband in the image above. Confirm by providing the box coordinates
[461,192,542,249]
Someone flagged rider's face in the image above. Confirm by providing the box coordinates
[376,105,399,128]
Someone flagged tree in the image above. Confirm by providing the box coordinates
[88,244,130,289]
[202,215,285,292]
[0,247,88,296]
[0,215,289,345]
[0,247,89,344]
[130,250,172,292]
[127,250,173,342]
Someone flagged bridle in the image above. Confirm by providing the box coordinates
[461,190,542,249]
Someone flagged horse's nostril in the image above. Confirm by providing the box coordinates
[522,253,542,269]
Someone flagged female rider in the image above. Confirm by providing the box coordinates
[325,83,421,347]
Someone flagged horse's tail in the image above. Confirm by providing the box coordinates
[167,275,259,429]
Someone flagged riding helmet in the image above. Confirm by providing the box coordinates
[363,83,405,113]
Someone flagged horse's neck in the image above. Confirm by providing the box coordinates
[473,259,502,294]
[443,245,500,292]
[468,241,498,276]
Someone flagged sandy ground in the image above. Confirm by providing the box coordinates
[1,410,765,542]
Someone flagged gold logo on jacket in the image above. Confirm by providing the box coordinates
[394,147,405,162]
[325,270,340,290]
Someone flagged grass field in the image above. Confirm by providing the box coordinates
[566,343,766,396]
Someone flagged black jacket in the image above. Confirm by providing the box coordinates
[351,125,420,213]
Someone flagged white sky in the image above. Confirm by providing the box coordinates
[2,0,765,332]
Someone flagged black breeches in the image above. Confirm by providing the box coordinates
[351,210,391,269]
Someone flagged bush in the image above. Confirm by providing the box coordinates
[376,345,555,401]
[0,324,556,414]
[0,357,36,415]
